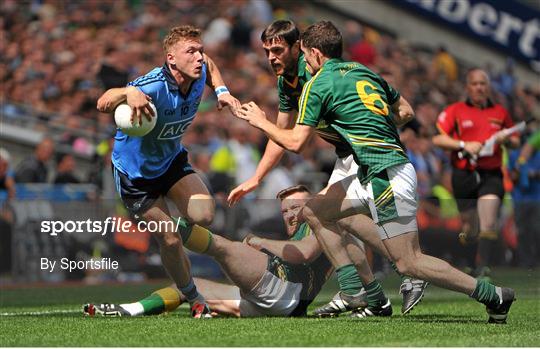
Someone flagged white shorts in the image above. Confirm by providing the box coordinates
[338,162,419,240]
[236,270,302,317]
[327,155,365,247]
[328,155,359,185]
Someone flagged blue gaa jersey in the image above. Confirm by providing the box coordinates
[112,63,206,180]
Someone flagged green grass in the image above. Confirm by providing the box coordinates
[1,268,539,346]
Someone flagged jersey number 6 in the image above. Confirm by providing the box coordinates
[356,81,389,116]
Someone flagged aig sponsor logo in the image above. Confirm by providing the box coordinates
[157,116,195,140]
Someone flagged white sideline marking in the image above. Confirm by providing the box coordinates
[0,309,79,316]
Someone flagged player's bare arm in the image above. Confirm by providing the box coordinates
[227,110,294,206]
[97,86,154,125]
[246,234,322,264]
[238,102,314,153]
[391,96,415,127]
[432,133,483,156]
[203,53,241,115]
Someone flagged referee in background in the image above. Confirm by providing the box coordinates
[433,68,520,278]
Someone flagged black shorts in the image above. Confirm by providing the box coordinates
[112,150,195,217]
[451,168,505,212]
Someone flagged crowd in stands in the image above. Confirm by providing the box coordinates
[1,0,539,269]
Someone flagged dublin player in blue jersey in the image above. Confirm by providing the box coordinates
[97,25,240,318]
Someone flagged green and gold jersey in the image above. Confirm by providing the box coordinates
[278,53,311,113]
[278,54,351,158]
[296,58,409,184]
[267,222,332,315]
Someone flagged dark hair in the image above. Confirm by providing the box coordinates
[260,20,300,47]
[276,185,311,200]
[300,21,342,58]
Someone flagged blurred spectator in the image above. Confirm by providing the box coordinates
[89,144,115,200]
[203,15,233,50]
[54,153,80,184]
[0,148,16,199]
[59,117,89,151]
[257,153,295,199]
[508,130,540,269]
[430,46,458,82]
[0,206,13,273]
[406,135,442,198]
[191,151,213,193]
[245,0,273,26]
[230,12,253,50]
[209,130,236,192]
[228,122,260,186]
[97,47,130,90]
[347,23,377,67]
[14,137,55,183]
[492,59,517,100]
[0,148,15,274]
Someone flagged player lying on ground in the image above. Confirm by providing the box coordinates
[227,20,427,316]
[86,185,353,317]
[237,21,515,323]
[96,25,240,318]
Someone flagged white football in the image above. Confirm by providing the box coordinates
[114,102,157,137]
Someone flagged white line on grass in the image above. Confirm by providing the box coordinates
[0,309,80,316]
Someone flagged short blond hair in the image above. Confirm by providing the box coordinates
[163,25,201,52]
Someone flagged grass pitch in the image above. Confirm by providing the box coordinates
[1,268,538,347]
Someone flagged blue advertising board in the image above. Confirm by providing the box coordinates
[396,0,540,72]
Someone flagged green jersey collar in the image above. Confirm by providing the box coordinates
[322,57,344,68]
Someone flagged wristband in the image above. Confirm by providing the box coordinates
[459,140,465,150]
[215,86,229,97]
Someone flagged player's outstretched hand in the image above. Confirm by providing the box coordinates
[227,176,260,206]
[238,102,267,128]
[126,86,154,126]
[217,93,241,117]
